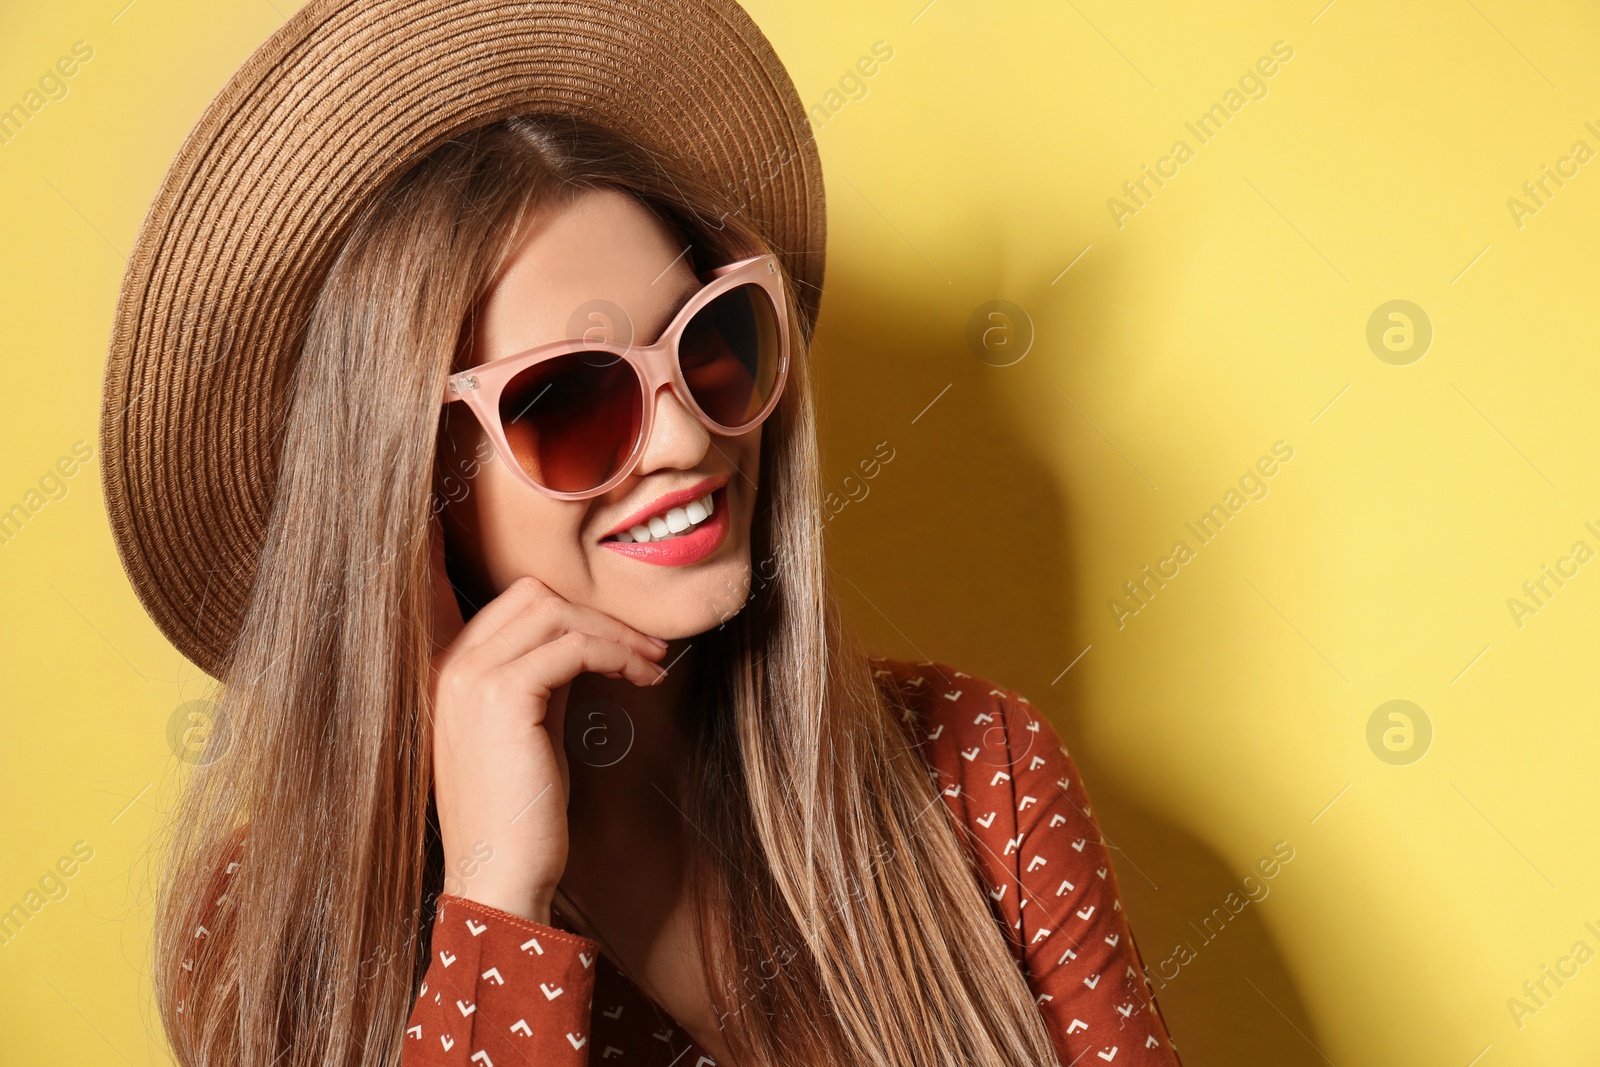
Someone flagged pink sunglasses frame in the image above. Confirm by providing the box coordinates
[441,253,791,500]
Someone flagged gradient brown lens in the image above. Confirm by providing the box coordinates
[498,350,642,493]
[678,282,781,428]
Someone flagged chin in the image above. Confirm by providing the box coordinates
[622,559,753,640]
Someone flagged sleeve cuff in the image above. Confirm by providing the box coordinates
[404,894,600,1064]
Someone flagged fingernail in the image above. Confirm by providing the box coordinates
[648,636,669,648]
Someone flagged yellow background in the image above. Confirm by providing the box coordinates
[3,1,1597,1064]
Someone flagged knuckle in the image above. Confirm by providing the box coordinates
[509,574,546,597]
[477,673,514,709]
[435,662,467,703]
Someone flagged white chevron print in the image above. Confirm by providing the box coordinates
[391,656,1180,1067]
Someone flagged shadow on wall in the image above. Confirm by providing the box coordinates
[812,239,1322,1066]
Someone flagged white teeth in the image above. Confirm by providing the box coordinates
[613,491,716,543]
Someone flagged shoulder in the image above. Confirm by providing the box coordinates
[866,654,1102,948]
[867,654,1055,789]
[187,824,249,938]
[169,824,250,1008]
[867,653,1081,865]
[869,656,1181,1059]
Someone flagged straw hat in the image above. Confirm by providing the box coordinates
[99,0,827,679]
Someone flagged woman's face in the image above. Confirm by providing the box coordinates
[438,186,759,639]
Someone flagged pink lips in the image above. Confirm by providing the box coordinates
[598,485,730,566]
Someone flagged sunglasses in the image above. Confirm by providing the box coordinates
[441,254,790,500]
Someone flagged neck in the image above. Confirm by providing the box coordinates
[562,636,699,846]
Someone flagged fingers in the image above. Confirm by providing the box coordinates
[478,595,666,666]
[449,572,544,648]
[449,577,667,670]
[484,631,667,720]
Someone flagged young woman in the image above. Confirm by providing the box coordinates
[104,4,1182,1066]
[153,112,1180,1067]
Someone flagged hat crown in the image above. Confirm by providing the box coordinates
[101,0,825,677]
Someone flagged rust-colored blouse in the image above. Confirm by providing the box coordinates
[193,655,1184,1062]
[194,657,1183,1065]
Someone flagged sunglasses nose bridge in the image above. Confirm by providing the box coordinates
[634,338,679,393]
[632,338,711,431]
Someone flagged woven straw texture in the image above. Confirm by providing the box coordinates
[99,0,826,679]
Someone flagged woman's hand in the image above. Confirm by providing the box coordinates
[426,516,668,924]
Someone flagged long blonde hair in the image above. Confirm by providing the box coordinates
[152,113,1063,1067]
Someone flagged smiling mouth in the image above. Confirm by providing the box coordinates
[603,490,718,544]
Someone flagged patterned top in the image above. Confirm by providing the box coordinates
[187,657,1182,1065]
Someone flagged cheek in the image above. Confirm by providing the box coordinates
[742,422,761,502]
[445,459,591,597]
[739,422,765,485]
[725,426,764,532]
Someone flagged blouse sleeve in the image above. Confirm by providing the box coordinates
[987,687,1183,1066]
[402,895,600,1066]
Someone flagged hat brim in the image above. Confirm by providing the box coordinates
[100,0,826,679]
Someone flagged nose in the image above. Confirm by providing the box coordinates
[632,381,710,477]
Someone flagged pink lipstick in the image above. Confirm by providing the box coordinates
[599,485,730,566]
